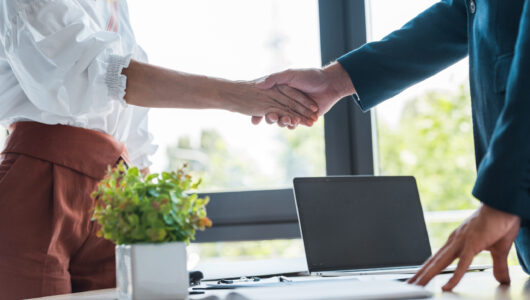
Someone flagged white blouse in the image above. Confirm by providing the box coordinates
[0,0,157,168]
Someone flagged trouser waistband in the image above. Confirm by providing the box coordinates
[2,122,130,179]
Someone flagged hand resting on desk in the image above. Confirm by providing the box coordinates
[408,204,520,291]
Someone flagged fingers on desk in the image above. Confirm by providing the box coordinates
[410,245,457,286]
[491,250,511,284]
[408,240,477,291]
[442,252,474,291]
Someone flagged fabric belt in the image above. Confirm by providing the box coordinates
[2,122,131,180]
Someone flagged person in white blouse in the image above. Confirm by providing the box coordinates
[0,1,319,299]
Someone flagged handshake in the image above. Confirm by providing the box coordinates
[237,62,355,129]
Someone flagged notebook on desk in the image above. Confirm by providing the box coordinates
[292,176,488,276]
[217,279,433,300]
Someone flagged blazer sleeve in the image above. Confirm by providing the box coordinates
[472,0,530,218]
[337,0,469,111]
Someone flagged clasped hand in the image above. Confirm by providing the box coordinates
[248,62,355,129]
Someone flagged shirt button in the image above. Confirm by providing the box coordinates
[469,0,476,14]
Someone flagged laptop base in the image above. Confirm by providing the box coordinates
[314,264,491,277]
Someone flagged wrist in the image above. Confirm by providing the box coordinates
[323,62,356,99]
[212,79,247,113]
[481,203,521,223]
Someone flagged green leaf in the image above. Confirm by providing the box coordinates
[145,173,158,182]
[128,166,139,177]
[147,187,160,197]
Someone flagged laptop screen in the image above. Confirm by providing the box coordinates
[293,176,431,272]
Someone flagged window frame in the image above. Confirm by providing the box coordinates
[194,0,372,243]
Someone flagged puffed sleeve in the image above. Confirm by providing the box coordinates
[0,0,131,117]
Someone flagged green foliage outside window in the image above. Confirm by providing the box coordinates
[163,85,518,265]
[165,121,325,192]
[377,85,477,251]
[377,85,518,265]
[378,85,478,212]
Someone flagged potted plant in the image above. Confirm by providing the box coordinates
[92,162,212,300]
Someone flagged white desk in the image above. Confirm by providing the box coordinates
[28,266,530,300]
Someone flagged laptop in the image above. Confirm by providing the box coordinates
[292,176,488,276]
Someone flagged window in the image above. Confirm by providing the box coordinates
[0,0,516,269]
[128,0,324,192]
[127,0,323,266]
[369,0,518,265]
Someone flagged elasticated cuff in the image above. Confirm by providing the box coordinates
[105,54,132,104]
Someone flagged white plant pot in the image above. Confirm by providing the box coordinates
[116,242,188,300]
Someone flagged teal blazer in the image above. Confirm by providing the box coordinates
[337,0,530,270]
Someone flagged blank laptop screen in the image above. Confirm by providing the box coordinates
[293,176,431,272]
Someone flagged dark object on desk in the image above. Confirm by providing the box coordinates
[196,276,297,290]
[218,277,260,285]
[218,279,234,284]
[189,270,204,286]
[189,290,205,295]
[293,176,432,275]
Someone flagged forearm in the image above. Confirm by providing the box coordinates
[122,59,239,111]
[337,1,467,111]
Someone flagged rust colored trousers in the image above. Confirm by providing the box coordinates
[0,122,130,299]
